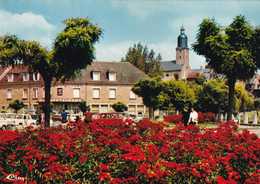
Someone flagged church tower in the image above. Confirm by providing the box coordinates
[176,26,189,65]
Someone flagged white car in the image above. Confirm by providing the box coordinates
[12,114,38,128]
[0,115,8,130]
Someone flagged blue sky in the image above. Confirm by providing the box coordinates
[0,0,259,70]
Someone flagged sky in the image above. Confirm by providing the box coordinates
[0,0,259,70]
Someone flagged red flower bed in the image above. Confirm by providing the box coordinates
[164,112,217,124]
[163,114,182,124]
[0,121,259,183]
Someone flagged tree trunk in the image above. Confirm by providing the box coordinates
[44,78,52,127]
[148,107,154,120]
[227,77,236,121]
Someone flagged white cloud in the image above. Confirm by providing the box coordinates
[0,10,57,50]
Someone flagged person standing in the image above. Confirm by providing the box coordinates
[84,109,93,124]
[188,107,198,125]
[181,107,190,126]
[61,110,68,123]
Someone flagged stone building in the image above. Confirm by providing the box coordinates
[161,26,192,80]
[0,62,149,116]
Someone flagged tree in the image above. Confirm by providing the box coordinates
[196,78,229,114]
[192,15,258,120]
[121,42,163,78]
[111,102,128,112]
[0,17,102,126]
[8,100,25,113]
[78,102,88,113]
[131,77,165,119]
[162,79,196,112]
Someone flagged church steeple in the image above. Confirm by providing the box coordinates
[176,26,189,66]
[177,26,188,49]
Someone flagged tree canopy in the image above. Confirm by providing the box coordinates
[0,17,102,126]
[196,78,229,114]
[192,15,258,120]
[8,100,25,113]
[111,102,128,112]
[53,17,102,81]
[131,77,164,119]
[121,42,163,78]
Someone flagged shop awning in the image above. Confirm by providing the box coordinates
[38,98,85,103]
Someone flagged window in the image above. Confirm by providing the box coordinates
[23,73,29,81]
[130,91,136,99]
[33,88,38,98]
[23,88,28,99]
[109,88,116,99]
[7,89,12,99]
[109,72,116,81]
[57,88,63,96]
[93,72,100,81]
[73,88,80,98]
[33,72,40,81]
[93,88,100,99]
[7,74,13,82]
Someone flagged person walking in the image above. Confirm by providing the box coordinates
[181,106,190,126]
[188,107,198,125]
[84,109,93,124]
[61,110,68,123]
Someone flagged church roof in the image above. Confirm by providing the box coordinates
[160,60,183,72]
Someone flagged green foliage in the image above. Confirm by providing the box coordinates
[53,17,102,82]
[132,76,163,111]
[193,15,257,80]
[0,17,102,127]
[162,79,196,111]
[234,84,254,112]
[121,42,163,78]
[132,77,197,114]
[192,15,258,120]
[111,102,128,112]
[78,102,88,113]
[8,100,25,113]
[196,78,229,114]
[195,74,206,85]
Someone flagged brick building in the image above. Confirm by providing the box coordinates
[0,62,149,116]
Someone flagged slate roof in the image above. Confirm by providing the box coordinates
[160,60,183,72]
[0,65,44,84]
[0,62,150,85]
[75,61,150,84]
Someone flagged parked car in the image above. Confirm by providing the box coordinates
[92,112,128,123]
[0,115,8,130]
[11,114,38,128]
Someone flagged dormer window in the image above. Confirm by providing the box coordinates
[109,72,116,81]
[7,74,13,82]
[93,71,100,81]
[33,72,40,81]
[23,73,29,81]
